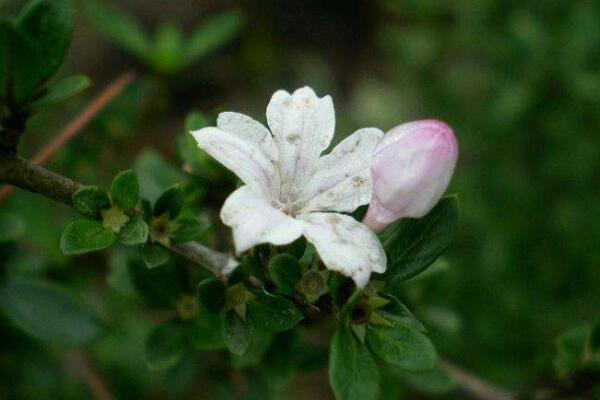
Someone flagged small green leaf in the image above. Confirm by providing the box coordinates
[72,186,111,218]
[28,75,90,110]
[140,242,170,268]
[329,328,380,400]
[60,219,116,255]
[366,319,437,372]
[590,320,600,353]
[397,366,456,395]
[222,310,253,356]
[17,0,74,85]
[555,325,589,375]
[182,10,243,68]
[340,290,364,325]
[186,310,225,351]
[118,217,148,246]
[280,237,306,259]
[250,293,303,333]
[0,278,102,346]
[0,213,25,242]
[127,260,183,309]
[150,22,183,73]
[184,111,209,131]
[0,20,44,103]
[145,319,185,371]
[268,254,301,296]
[110,169,139,211]
[135,150,184,202]
[154,185,184,219]
[231,326,272,368]
[381,196,459,285]
[84,1,150,59]
[171,217,208,244]
[196,278,226,313]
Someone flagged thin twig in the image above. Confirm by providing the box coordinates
[441,360,516,400]
[0,71,136,203]
[64,350,115,400]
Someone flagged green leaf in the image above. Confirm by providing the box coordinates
[135,150,184,202]
[118,217,148,246]
[196,278,226,313]
[127,260,183,309]
[154,185,184,219]
[140,242,170,268]
[381,196,459,285]
[340,290,364,325]
[231,326,272,368]
[17,0,74,82]
[185,111,209,131]
[329,328,380,400]
[150,22,183,73]
[110,169,139,211]
[60,219,116,255]
[0,213,25,242]
[590,320,600,353]
[222,310,253,356]
[72,186,111,218]
[145,319,185,371]
[182,10,243,68]
[84,1,150,59]
[0,278,102,346]
[28,74,90,110]
[397,366,456,395]
[171,217,209,244]
[268,254,302,296]
[555,325,589,375]
[250,293,303,333]
[366,319,437,372]
[0,20,46,104]
[186,311,225,351]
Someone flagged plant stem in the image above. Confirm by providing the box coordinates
[441,360,516,400]
[64,350,115,400]
[168,242,238,276]
[0,156,237,275]
[0,71,136,203]
[0,156,81,205]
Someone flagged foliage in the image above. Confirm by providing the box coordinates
[1,0,600,399]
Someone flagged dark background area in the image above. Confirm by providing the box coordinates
[1,0,600,398]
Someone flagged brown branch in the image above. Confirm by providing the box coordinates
[64,350,115,400]
[441,360,516,400]
[0,156,81,205]
[0,71,136,203]
[0,155,238,275]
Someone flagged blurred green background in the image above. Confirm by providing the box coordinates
[1,0,600,398]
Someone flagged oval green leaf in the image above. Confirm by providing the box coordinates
[366,320,437,372]
[0,278,102,346]
[110,169,139,211]
[329,328,380,400]
[60,219,116,255]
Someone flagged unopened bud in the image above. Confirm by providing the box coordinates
[363,120,458,232]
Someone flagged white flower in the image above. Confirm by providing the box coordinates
[191,87,386,287]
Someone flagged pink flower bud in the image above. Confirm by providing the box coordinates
[363,120,458,232]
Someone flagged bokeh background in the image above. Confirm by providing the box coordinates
[1,0,600,398]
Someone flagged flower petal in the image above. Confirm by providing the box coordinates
[221,186,304,253]
[266,86,335,198]
[217,112,278,165]
[298,212,386,288]
[191,127,278,197]
[298,128,383,213]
